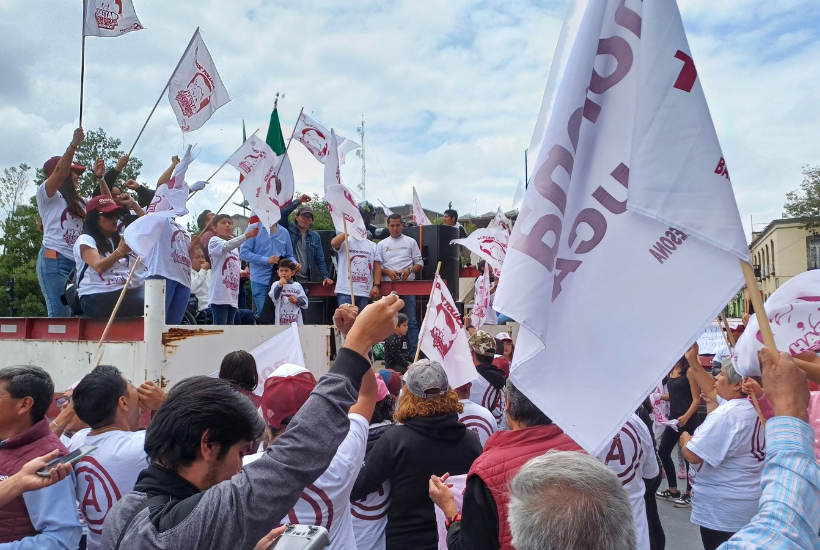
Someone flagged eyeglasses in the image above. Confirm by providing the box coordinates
[55,395,71,407]
[101,212,121,220]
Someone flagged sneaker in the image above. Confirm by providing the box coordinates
[674,494,692,508]
[655,489,681,502]
[677,464,686,479]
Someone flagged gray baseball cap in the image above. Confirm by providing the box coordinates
[404,359,449,399]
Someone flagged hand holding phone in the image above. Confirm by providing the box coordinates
[36,445,97,477]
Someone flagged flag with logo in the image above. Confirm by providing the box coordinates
[378,200,394,217]
[168,29,230,133]
[412,187,432,226]
[419,275,478,389]
[227,132,273,178]
[146,145,194,216]
[488,207,513,237]
[451,227,508,278]
[294,112,360,165]
[471,265,492,329]
[250,323,307,396]
[323,129,343,192]
[325,184,368,241]
[83,0,144,37]
[733,270,820,377]
[494,0,746,454]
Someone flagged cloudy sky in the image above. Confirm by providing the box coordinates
[1,0,818,239]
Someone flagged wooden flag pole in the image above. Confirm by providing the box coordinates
[740,259,773,428]
[343,218,356,302]
[127,28,200,157]
[414,261,442,362]
[93,257,141,368]
[419,224,424,262]
[720,314,737,348]
[187,127,261,202]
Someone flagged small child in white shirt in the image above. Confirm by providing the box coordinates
[269,258,308,325]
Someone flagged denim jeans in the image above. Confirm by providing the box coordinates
[336,293,370,313]
[147,276,191,325]
[80,286,145,319]
[250,281,270,316]
[401,295,418,356]
[36,247,75,317]
[212,304,236,325]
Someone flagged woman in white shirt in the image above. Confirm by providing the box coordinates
[680,358,765,550]
[73,196,144,319]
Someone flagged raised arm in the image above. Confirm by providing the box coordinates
[330,233,346,250]
[156,156,180,188]
[685,343,716,404]
[45,128,84,198]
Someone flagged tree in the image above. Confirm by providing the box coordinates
[0,197,47,317]
[784,165,820,231]
[287,193,334,231]
[34,128,143,197]
[0,164,31,236]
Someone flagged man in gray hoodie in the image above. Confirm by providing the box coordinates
[102,296,404,550]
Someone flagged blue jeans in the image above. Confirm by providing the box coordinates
[234,309,256,325]
[212,304,236,325]
[147,276,190,325]
[80,286,145,319]
[36,247,75,317]
[250,281,270,316]
[336,293,370,313]
[401,295,418,356]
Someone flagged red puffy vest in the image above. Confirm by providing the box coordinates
[468,424,584,550]
[0,419,69,543]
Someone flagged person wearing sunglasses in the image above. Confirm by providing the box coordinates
[72,196,145,319]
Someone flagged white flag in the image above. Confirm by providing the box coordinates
[255,154,296,214]
[378,200,394,217]
[123,211,175,258]
[412,187,432,226]
[420,275,478,389]
[488,207,512,237]
[733,270,820,377]
[323,129,343,192]
[83,0,144,37]
[168,29,231,133]
[471,265,492,329]
[250,323,306,396]
[294,112,359,164]
[226,132,273,177]
[146,145,195,216]
[325,184,368,241]
[451,227,508,278]
[494,0,745,455]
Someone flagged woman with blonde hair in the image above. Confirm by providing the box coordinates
[351,359,482,550]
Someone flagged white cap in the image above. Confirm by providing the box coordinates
[496,332,512,341]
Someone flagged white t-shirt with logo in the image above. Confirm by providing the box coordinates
[687,398,765,532]
[469,375,507,430]
[73,235,142,296]
[147,219,192,287]
[335,238,378,297]
[36,183,85,258]
[597,414,659,550]
[208,235,247,306]
[352,479,390,550]
[244,414,369,550]
[457,399,497,448]
[270,281,308,325]
[68,429,149,550]
[376,235,423,281]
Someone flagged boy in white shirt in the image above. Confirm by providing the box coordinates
[269,258,308,325]
[207,215,258,325]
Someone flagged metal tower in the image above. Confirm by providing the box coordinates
[357,115,366,199]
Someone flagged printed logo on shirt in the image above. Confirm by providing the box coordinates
[60,207,83,246]
[350,252,373,284]
[170,227,192,267]
[351,483,390,521]
[459,415,495,441]
[603,419,644,486]
[221,254,240,291]
[76,456,123,535]
[287,484,334,529]
[482,385,504,423]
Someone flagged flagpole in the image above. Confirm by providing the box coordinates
[719,314,736,348]
[419,225,424,263]
[414,261,442,362]
[187,127,261,202]
[79,2,87,128]
[93,257,141,368]
[740,259,772,428]
[127,27,200,157]
[342,218,356,302]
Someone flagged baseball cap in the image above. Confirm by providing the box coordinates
[404,359,449,399]
[86,195,120,214]
[468,330,496,357]
[378,369,402,396]
[496,332,513,342]
[43,156,86,176]
[260,364,316,430]
[296,205,314,217]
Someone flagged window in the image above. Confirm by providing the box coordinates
[808,236,820,270]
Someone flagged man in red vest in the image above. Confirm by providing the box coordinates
[429,380,584,550]
[0,365,82,548]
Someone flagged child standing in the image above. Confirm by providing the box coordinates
[208,215,259,325]
[383,312,411,373]
[270,258,308,325]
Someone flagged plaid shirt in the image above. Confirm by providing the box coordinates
[721,416,820,549]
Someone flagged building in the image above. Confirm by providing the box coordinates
[372,204,442,226]
[459,210,518,229]
[748,218,819,302]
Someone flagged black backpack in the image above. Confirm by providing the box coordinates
[60,264,89,317]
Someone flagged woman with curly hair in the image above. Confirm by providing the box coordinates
[351,360,482,550]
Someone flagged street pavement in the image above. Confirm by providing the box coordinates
[656,475,702,550]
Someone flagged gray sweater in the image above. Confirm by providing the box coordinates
[102,348,370,550]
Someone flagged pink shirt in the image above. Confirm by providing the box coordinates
[756,391,820,463]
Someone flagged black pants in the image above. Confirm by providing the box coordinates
[658,416,700,492]
[700,526,734,550]
[80,287,144,319]
[644,471,666,550]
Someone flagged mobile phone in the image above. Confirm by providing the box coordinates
[36,445,97,477]
[266,524,329,549]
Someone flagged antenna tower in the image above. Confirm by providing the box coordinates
[357,114,366,199]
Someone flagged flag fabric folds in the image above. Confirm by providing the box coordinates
[412,187,432,226]
[733,270,820,377]
[323,129,343,192]
[123,211,175,258]
[250,324,307,396]
[146,145,195,216]
[227,132,273,178]
[168,29,230,133]
[419,275,478,389]
[378,200,394,217]
[488,207,512,237]
[451,227,508,278]
[471,265,493,329]
[494,0,745,454]
[325,184,368,241]
[83,0,144,37]
[293,112,359,165]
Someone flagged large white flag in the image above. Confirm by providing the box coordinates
[420,275,478,389]
[412,187,432,226]
[323,129,343,192]
[83,0,144,37]
[168,29,230,133]
[378,200,394,217]
[733,270,820,377]
[226,132,273,177]
[123,211,175,258]
[471,265,492,329]
[233,138,295,231]
[495,0,746,454]
[451,227,508,278]
[325,184,368,241]
[250,324,306,396]
[294,112,360,165]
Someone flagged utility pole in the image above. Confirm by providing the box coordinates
[357,114,366,199]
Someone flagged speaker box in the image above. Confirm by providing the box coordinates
[315,230,338,280]
[402,225,460,293]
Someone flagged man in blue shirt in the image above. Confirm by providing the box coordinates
[240,222,296,315]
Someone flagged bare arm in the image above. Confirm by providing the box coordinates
[373,260,382,284]
[679,432,703,464]
[92,158,113,198]
[330,233,346,249]
[794,353,820,385]
[80,241,131,276]
[156,156,180,188]
[678,368,702,425]
[44,128,84,198]
[686,344,716,404]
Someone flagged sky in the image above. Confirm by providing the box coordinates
[0,0,818,240]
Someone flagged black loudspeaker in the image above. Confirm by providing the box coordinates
[402,225,460,293]
[303,297,333,325]
[315,230,338,280]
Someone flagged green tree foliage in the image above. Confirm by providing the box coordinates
[288,193,334,231]
[784,165,820,231]
[0,197,46,317]
[34,128,143,197]
[0,164,31,233]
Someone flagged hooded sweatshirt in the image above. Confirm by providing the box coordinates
[351,413,482,550]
